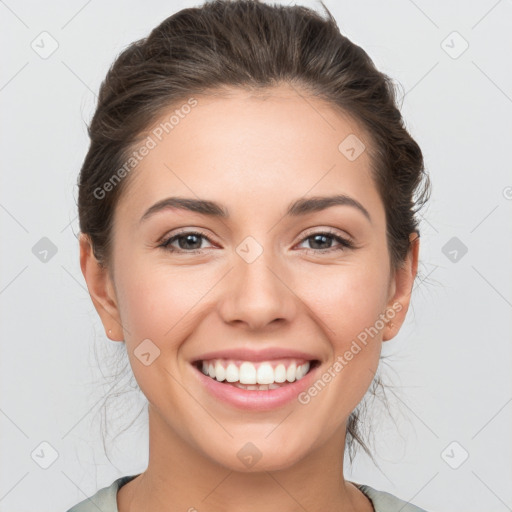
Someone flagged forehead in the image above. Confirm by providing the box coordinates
[115,84,385,228]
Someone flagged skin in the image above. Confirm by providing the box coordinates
[80,83,419,512]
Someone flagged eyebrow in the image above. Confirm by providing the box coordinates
[139,194,371,224]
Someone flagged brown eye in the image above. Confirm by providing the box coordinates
[160,230,214,253]
[297,231,354,253]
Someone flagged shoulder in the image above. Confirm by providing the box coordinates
[65,475,140,512]
[353,482,430,512]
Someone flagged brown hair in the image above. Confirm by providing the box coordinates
[78,0,431,466]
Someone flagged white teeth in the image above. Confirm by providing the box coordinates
[286,363,297,382]
[274,364,287,382]
[199,359,311,385]
[239,362,257,384]
[226,363,238,382]
[214,361,226,382]
[256,363,274,384]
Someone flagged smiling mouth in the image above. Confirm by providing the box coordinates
[192,358,320,390]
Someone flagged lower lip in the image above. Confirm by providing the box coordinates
[191,362,319,411]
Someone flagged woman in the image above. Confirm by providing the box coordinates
[68,0,431,510]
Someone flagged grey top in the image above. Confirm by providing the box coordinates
[66,474,429,512]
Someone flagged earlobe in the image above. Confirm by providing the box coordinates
[382,233,420,342]
[79,233,124,341]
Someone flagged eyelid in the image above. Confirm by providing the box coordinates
[298,226,353,242]
[159,228,215,247]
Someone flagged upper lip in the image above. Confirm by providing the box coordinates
[191,347,320,363]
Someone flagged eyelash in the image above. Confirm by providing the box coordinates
[158,229,355,254]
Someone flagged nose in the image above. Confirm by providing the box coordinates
[218,248,298,331]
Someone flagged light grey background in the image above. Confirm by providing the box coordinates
[1,1,511,511]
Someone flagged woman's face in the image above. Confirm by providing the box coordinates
[81,84,418,472]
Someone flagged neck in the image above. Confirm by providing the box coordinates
[118,405,372,512]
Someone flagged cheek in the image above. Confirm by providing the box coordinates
[116,264,209,343]
[113,263,210,404]
[303,261,390,345]
[295,265,389,425]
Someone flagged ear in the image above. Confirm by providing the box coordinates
[79,233,124,341]
[382,233,420,342]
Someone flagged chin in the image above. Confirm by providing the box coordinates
[202,437,307,473]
